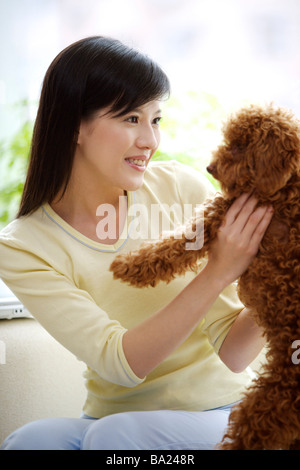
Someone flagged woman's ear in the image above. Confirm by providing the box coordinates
[75,127,81,145]
[76,118,95,145]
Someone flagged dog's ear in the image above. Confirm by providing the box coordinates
[253,121,300,196]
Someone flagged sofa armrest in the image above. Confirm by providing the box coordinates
[0,318,86,443]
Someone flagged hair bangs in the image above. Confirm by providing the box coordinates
[82,41,170,119]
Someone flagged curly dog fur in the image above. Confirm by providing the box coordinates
[110,104,300,449]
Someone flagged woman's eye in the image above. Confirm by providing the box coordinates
[153,117,162,126]
[126,116,139,123]
[124,115,162,125]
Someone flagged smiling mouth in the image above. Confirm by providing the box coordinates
[124,157,149,170]
[125,158,146,166]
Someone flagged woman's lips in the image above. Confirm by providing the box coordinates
[124,157,148,171]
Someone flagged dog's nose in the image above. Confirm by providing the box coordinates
[206,164,216,175]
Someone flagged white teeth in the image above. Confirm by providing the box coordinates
[126,159,145,166]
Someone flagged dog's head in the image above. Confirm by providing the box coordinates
[207,104,300,199]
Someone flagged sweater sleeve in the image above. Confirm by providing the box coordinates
[171,160,216,208]
[202,283,244,353]
[0,234,145,388]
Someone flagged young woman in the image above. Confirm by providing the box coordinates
[0,36,273,450]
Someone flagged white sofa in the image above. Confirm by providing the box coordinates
[0,317,86,444]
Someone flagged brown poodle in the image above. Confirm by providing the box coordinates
[110,104,300,450]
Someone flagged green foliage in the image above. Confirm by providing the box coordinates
[0,120,33,228]
[153,90,224,189]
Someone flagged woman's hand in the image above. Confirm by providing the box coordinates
[208,193,274,287]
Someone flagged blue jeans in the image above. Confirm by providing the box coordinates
[1,405,233,450]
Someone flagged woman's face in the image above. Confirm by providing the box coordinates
[75,100,162,194]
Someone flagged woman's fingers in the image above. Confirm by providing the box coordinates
[210,194,274,284]
[245,205,274,252]
[221,193,252,227]
[222,194,273,244]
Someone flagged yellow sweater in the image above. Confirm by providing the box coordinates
[0,161,252,417]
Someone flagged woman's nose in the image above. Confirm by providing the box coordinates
[136,124,160,150]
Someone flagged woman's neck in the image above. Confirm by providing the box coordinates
[50,177,127,245]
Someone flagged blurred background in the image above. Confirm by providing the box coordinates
[1,0,300,227]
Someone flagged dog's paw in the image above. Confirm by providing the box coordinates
[109,251,160,288]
